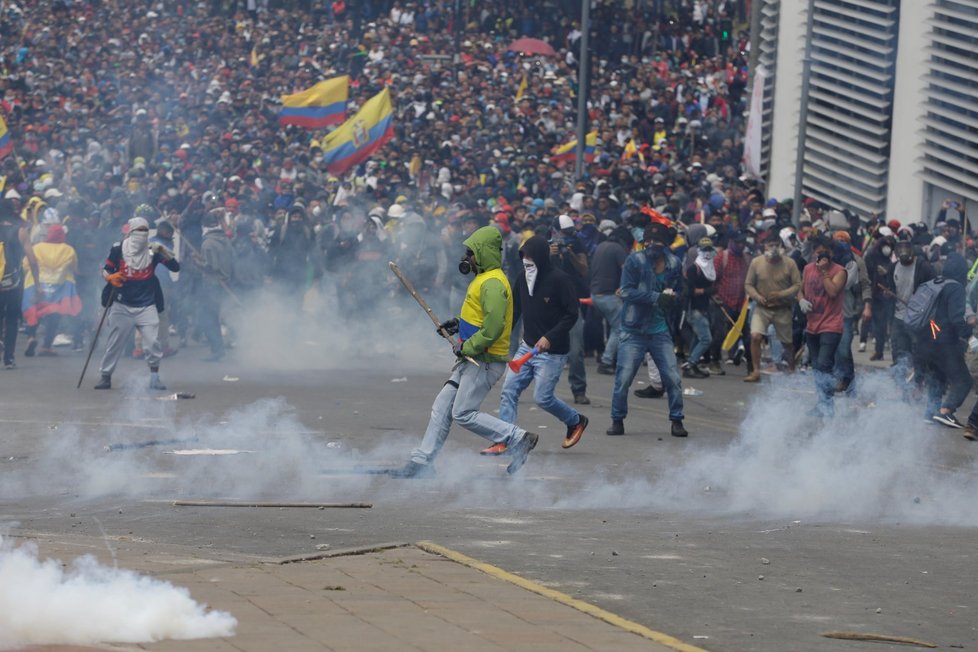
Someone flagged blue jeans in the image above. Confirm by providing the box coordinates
[411,360,527,465]
[566,317,587,395]
[807,331,842,417]
[833,316,856,394]
[499,343,579,427]
[686,308,711,366]
[611,331,684,422]
[592,293,623,366]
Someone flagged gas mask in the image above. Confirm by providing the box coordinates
[458,248,476,275]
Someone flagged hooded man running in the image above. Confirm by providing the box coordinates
[487,235,588,456]
[94,216,180,390]
[393,226,539,477]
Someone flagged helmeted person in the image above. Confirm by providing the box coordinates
[94,215,180,390]
[394,226,539,478]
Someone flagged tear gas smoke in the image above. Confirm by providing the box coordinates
[0,536,236,649]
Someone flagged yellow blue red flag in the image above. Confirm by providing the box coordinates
[0,116,12,159]
[551,131,597,166]
[321,88,395,176]
[278,76,349,129]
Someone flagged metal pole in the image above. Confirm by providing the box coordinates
[791,0,816,227]
[454,0,462,83]
[574,0,590,181]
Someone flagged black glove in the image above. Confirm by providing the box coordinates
[438,317,460,337]
[451,338,465,357]
[656,290,676,310]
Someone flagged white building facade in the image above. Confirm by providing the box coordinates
[757,0,977,225]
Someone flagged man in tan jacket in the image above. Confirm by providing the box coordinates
[743,232,803,381]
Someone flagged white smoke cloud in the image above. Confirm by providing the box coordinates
[0,537,236,649]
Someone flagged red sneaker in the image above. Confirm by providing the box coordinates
[480,442,508,456]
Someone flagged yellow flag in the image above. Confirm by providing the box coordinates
[722,300,749,351]
[515,75,527,102]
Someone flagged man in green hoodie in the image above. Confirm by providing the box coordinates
[392,226,540,477]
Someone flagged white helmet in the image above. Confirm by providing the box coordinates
[387,204,406,219]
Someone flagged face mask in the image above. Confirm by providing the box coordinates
[523,259,538,296]
[128,230,149,248]
[699,250,716,261]
[646,242,665,256]
[881,245,892,256]
[764,247,780,260]
[898,255,913,265]
[631,227,645,243]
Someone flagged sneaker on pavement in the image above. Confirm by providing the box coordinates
[24,339,37,357]
[387,461,436,479]
[963,423,978,441]
[708,362,725,376]
[933,412,964,429]
[480,442,508,456]
[149,373,167,391]
[743,371,761,383]
[596,363,616,375]
[683,363,709,379]
[507,432,539,474]
[563,414,588,449]
[94,374,111,390]
[858,342,866,352]
[606,419,625,436]
[573,394,591,405]
[671,419,688,437]
[634,385,664,399]
[869,352,883,361]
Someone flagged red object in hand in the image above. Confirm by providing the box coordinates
[508,347,540,373]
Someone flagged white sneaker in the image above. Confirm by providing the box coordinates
[858,342,866,352]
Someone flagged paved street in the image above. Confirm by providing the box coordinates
[2,338,977,651]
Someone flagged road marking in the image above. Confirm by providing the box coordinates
[416,541,708,652]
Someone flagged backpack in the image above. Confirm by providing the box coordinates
[900,276,959,332]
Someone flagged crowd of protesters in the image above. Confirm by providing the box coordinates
[0,0,976,438]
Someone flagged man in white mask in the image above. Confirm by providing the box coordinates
[491,235,589,454]
[94,214,180,390]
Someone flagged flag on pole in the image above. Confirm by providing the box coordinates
[515,75,527,102]
[320,88,395,176]
[278,76,349,129]
[621,138,644,163]
[741,65,766,180]
[250,45,261,68]
[722,299,749,351]
[0,116,12,160]
[551,131,597,166]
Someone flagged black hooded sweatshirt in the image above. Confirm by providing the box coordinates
[512,236,579,355]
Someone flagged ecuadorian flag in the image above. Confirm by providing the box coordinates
[0,116,12,159]
[551,131,597,166]
[21,243,82,326]
[320,88,395,176]
[278,76,349,129]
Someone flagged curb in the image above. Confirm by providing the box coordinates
[416,540,709,652]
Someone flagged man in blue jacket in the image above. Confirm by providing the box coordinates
[607,222,687,438]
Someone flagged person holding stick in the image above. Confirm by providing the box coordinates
[486,235,588,456]
[392,226,539,478]
[93,215,180,390]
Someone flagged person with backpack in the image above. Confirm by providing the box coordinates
[887,240,934,378]
[0,199,41,369]
[913,253,972,428]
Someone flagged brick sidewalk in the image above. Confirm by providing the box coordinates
[15,536,693,652]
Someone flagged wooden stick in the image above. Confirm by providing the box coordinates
[821,631,937,648]
[172,500,371,508]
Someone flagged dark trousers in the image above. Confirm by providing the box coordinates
[26,314,60,348]
[0,286,23,365]
[871,299,895,356]
[199,289,225,357]
[807,331,842,417]
[918,339,972,416]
